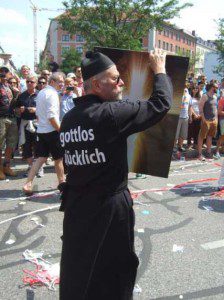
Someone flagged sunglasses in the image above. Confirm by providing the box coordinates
[116,76,120,85]
[9,81,17,84]
[38,81,46,84]
[26,80,36,84]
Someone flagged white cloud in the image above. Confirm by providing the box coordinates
[0,7,28,25]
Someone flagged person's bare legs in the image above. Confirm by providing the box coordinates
[206,135,213,154]
[215,136,224,154]
[54,158,65,184]
[197,134,203,157]
[26,157,33,166]
[4,146,13,165]
[23,157,47,194]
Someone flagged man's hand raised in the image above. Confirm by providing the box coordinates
[149,48,166,75]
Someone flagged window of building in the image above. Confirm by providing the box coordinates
[62,34,70,42]
[182,48,185,55]
[189,40,191,46]
[176,33,178,40]
[183,37,185,43]
[61,46,70,55]
[166,43,169,50]
[76,46,83,54]
[166,30,169,37]
[163,41,166,50]
[76,35,85,42]
[175,45,178,53]
[158,40,161,48]
[171,32,173,39]
[170,44,173,52]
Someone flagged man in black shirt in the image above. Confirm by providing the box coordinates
[59,49,173,300]
[16,75,39,175]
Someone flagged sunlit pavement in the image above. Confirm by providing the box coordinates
[0,156,224,299]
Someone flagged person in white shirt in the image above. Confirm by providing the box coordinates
[23,72,65,195]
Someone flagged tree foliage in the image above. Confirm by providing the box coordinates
[60,47,82,74]
[38,51,50,73]
[59,0,192,51]
[214,18,224,77]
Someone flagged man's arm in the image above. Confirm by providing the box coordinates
[49,117,60,132]
[199,95,207,122]
[46,92,60,132]
[218,100,224,117]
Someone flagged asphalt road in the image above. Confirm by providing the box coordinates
[0,156,224,300]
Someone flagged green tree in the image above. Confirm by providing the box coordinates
[60,47,82,74]
[214,18,224,77]
[59,0,192,51]
[38,51,50,73]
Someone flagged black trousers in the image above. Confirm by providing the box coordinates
[60,189,139,300]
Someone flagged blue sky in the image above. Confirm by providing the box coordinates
[0,0,223,71]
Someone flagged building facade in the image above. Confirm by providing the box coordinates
[43,18,85,65]
[143,23,196,57]
[195,36,216,76]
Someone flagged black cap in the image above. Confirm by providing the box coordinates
[0,66,9,73]
[81,51,115,81]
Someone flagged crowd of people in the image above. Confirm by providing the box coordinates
[174,74,224,160]
[0,64,84,185]
[4,48,224,299]
[1,61,224,188]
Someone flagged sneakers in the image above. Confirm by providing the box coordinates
[198,155,206,161]
[205,151,214,159]
[135,173,147,179]
[0,165,6,180]
[213,152,221,160]
[45,157,52,165]
[3,166,17,177]
[36,166,44,178]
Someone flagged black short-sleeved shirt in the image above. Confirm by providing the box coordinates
[60,73,173,201]
[16,90,38,120]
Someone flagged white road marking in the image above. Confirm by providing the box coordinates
[201,239,224,250]
[0,204,60,226]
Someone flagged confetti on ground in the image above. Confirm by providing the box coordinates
[172,244,184,253]
[22,250,60,290]
[154,191,163,196]
[5,239,16,245]
[141,210,150,215]
[137,229,145,233]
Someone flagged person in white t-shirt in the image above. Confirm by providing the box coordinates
[187,84,201,149]
[23,72,65,195]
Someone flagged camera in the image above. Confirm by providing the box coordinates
[66,86,75,91]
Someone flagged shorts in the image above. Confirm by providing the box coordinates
[219,119,224,136]
[36,131,63,160]
[22,129,37,159]
[175,117,188,140]
[0,117,18,150]
[199,119,217,139]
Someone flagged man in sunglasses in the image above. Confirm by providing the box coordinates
[16,75,43,176]
[23,72,65,194]
[37,76,47,91]
[59,49,172,300]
